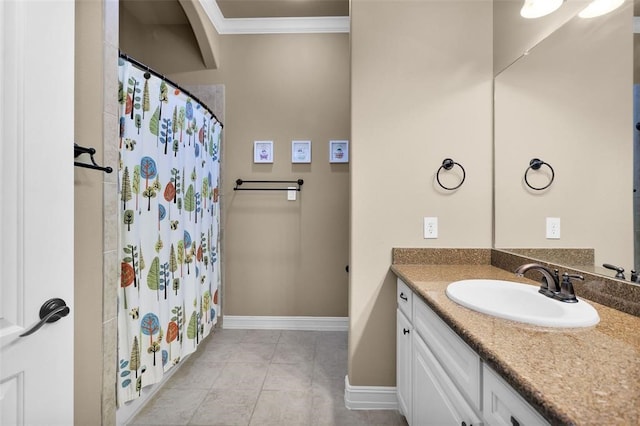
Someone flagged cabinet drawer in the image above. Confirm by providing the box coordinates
[413,296,481,410]
[397,278,413,318]
[483,365,549,426]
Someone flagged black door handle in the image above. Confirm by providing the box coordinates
[20,298,70,337]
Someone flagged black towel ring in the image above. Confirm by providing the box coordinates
[524,158,554,191]
[436,158,466,191]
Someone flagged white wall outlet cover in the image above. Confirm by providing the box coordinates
[546,217,560,239]
[424,217,438,239]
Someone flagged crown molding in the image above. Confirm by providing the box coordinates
[199,0,350,34]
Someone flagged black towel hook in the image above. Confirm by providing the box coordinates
[74,143,113,173]
[524,158,554,191]
[436,158,466,190]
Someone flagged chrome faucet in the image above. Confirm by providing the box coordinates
[514,263,560,297]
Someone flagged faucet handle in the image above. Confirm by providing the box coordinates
[558,273,583,303]
[603,263,625,280]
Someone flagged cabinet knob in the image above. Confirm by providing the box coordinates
[510,416,520,426]
[403,328,410,335]
[399,293,408,301]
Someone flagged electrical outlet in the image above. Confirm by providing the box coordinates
[546,217,560,239]
[287,187,297,201]
[424,217,438,239]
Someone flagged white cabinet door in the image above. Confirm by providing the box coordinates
[413,334,482,426]
[397,309,412,424]
[483,365,549,426]
[413,295,481,410]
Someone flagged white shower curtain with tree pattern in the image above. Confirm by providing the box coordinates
[117,57,222,404]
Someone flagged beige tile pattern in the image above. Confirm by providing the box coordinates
[391,263,640,425]
[103,0,119,422]
[263,362,313,391]
[189,389,260,426]
[128,330,407,426]
[102,317,118,426]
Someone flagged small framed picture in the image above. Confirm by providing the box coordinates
[292,140,311,163]
[329,140,349,163]
[254,141,273,163]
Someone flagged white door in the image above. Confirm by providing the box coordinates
[0,1,75,425]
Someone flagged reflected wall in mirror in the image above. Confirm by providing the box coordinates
[493,0,586,75]
[493,1,634,275]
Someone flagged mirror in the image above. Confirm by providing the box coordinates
[493,0,587,75]
[493,0,635,278]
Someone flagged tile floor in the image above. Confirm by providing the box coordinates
[128,329,408,426]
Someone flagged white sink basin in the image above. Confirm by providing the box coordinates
[446,279,600,328]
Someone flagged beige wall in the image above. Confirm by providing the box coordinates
[494,3,633,268]
[493,0,585,74]
[75,0,119,424]
[119,2,206,74]
[173,34,351,317]
[349,0,493,386]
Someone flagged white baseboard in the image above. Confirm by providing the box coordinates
[344,375,398,410]
[222,315,348,331]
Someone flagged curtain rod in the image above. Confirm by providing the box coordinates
[119,51,223,128]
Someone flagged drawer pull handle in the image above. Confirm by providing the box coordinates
[510,416,520,426]
[399,293,408,301]
[403,328,410,335]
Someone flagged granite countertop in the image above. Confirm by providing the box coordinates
[391,263,640,426]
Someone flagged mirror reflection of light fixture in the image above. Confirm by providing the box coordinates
[578,0,625,18]
[520,0,564,18]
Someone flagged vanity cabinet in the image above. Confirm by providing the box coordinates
[397,278,549,426]
[397,278,481,426]
[396,279,414,423]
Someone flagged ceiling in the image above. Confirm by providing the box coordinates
[216,0,349,18]
[120,0,349,26]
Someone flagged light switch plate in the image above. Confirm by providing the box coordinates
[424,217,438,239]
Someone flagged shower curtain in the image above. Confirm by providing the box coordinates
[117,57,222,404]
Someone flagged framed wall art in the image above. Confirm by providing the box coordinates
[254,140,274,163]
[329,140,349,163]
[292,140,311,163]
